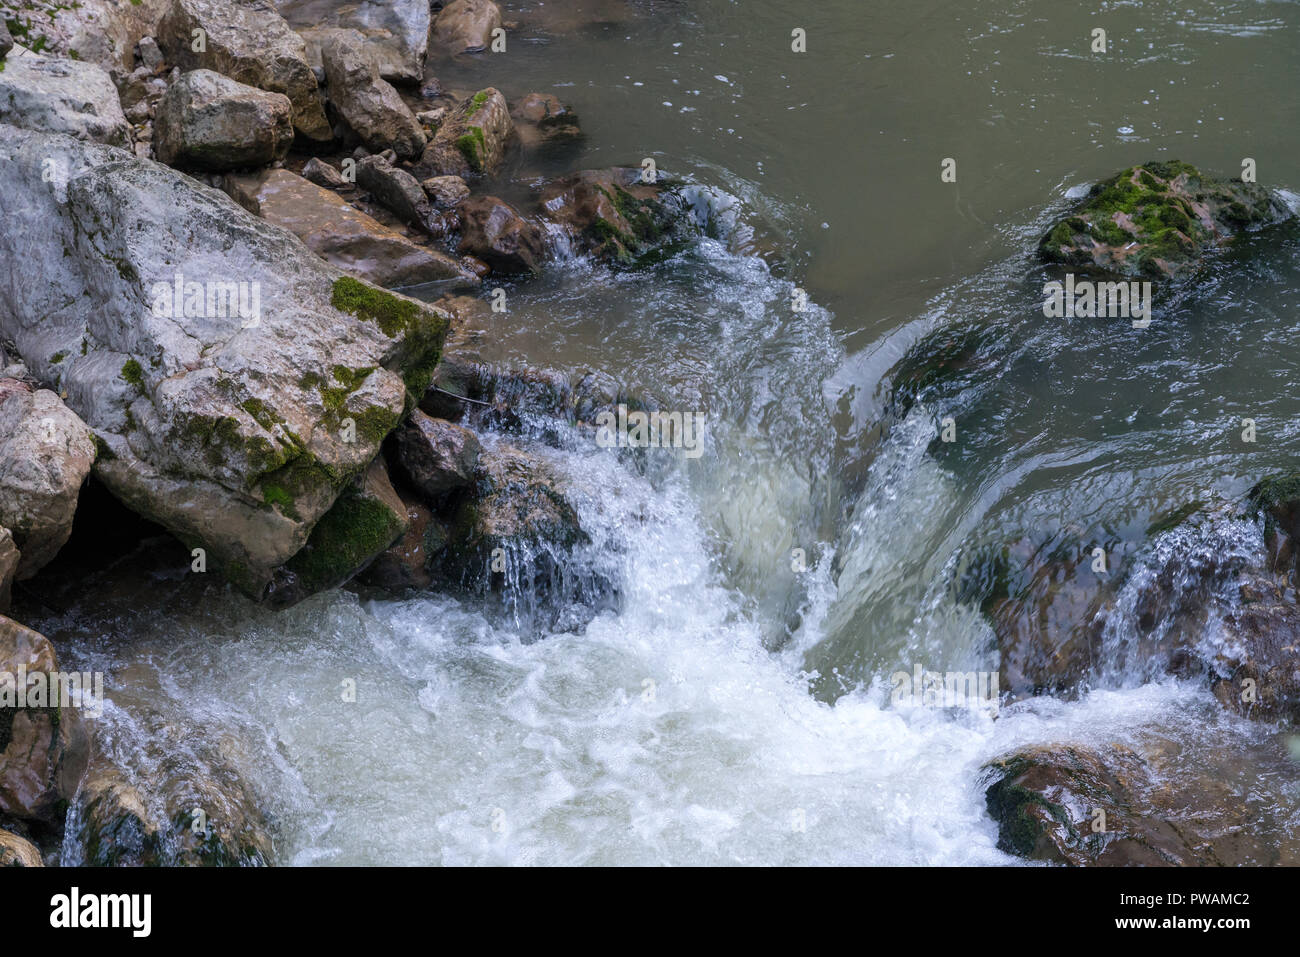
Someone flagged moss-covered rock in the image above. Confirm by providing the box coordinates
[536,168,692,266]
[1039,161,1293,279]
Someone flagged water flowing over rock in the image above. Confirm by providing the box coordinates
[431,0,502,57]
[319,28,425,160]
[224,167,479,288]
[0,380,96,580]
[154,69,295,170]
[984,740,1300,865]
[156,0,331,142]
[413,87,513,179]
[537,167,690,265]
[0,125,452,600]
[0,51,130,147]
[0,615,89,823]
[1039,161,1294,280]
[277,0,430,83]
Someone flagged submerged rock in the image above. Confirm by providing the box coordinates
[413,87,514,179]
[224,167,478,288]
[1039,161,1293,279]
[0,616,89,823]
[537,167,690,266]
[74,721,273,866]
[157,0,331,142]
[0,52,131,147]
[319,28,425,160]
[431,0,502,56]
[154,69,295,171]
[0,126,451,601]
[278,0,430,84]
[984,740,1297,865]
[457,195,547,275]
[511,92,581,148]
[0,380,97,580]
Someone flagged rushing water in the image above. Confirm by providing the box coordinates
[18,0,1300,864]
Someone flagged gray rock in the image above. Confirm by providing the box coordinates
[457,195,546,275]
[431,0,502,56]
[156,0,331,142]
[422,174,469,207]
[301,156,348,188]
[319,28,425,160]
[0,0,171,73]
[0,20,13,60]
[413,86,513,178]
[511,92,581,147]
[224,167,479,288]
[0,380,96,579]
[394,410,481,498]
[0,125,452,598]
[154,69,295,171]
[356,154,433,231]
[0,529,18,612]
[279,0,430,84]
[0,52,130,147]
[136,34,165,71]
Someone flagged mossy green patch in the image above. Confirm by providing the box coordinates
[281,479,405,594]
[119,358,145,392]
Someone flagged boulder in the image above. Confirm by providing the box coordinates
[278,0,430,84]
[0,829,42,866]
[0,125,452,601]
[1040,161,1294,280]
[156,0,331,142]
[154,69,295,170]
[136,35,165,71]
[431,0,502,56]
[319,28,425,160]
[301,156,348,189]
[412,87,513,178]
[356,154,434,231]
[263,455,408,608]
[511,92,581,148]
[224,167,479,288]
[0,380,97,579]
[0,615,89,823]
[1208,577,1300,723]
[0,20,12,60]
[984,741,1297,865]
[537,167,689,265]
[74,720,273,866]
[0,52,130,147]
[0,0,171,73]
[457,195,547,275]
[393,409,481,499]
[422,174,470,208]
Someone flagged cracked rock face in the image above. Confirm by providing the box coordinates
[0,125,451,599]
[0,52,131,147]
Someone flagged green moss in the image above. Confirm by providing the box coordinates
[331,276,420,337]
[119,358,145,391]
[455,126,487,170]
[281,480,405,593]
[91,433,115,461]
[49,350,68,364]
[464,90,491,118]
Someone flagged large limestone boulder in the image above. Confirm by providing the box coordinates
[156,0,331,142]
[431,0,502,56]
[0,0,170,73]
[277,0,430,83]
[0,380,96,579]
[319,28,425,160]
[224,167,479,288]
[1040,161,1294,280]
[0,125,451,599]
[0,51,130,147]
[154,69,295,171]
[412,87,513,179]
[0,616,89,823]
